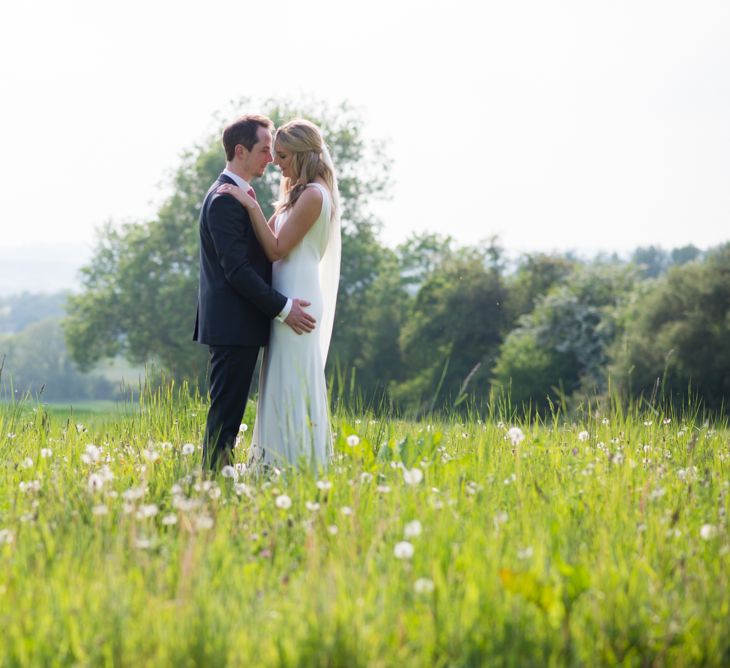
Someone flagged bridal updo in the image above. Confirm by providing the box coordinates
[274,119,339,220]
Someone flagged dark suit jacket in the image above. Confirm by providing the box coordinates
[193,173,287,346]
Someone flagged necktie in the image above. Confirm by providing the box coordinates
[247,187,257,201]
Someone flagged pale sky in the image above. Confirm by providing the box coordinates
[2,0,729,260]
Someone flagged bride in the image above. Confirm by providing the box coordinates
[217,119,341,470]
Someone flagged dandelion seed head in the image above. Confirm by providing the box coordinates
[578,431,590,442]
[404,520,422,538]
[346,434,360,447]
[221,465,237,480]
[414,577,434,593]
[275,494,292,509]
[88,473,105,491]
[394,541,415,560]
[700,524,717,540]
[403,467,423,485]
[506,427,525,445]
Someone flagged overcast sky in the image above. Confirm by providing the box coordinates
[1,0,728,260]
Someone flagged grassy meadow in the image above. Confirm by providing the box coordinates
[0,386,728,666]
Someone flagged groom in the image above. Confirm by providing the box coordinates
[193,114,315,471]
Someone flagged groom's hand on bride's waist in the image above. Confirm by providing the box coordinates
[284,298,316,335]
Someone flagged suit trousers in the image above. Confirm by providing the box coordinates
[203,345,260,470]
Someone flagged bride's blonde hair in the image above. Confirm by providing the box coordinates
[274,119,339,220]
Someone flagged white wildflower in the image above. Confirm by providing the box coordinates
[403,467,424,486]
[40,448,52,458]
[194,515,214,531]
[346,434,360,447]
[21,457,34,469]
[81,444,101,464]
[162,514,177,526]
[341,506,354,516]
[306,501,320,511]
[414,577,434,594]
[239,423,248,432]
[700,524,717,541]
[124,486,147,501]
[578,431,590,442]
[275,494,292,510]
[404,520,422,538]
[88,473,105,491]
[181,443,196,456]
[494,510,509,527]
[142,449,160,462]
[221,465,237,480]
[327,525,338,535]
[506,427,525,445]
[517,546,534,559]
[138,504,159,518]
[316,479,333,491]
[394,541,415,560]
[0,529,15,544]
[376,484,391,494]
[234,483,254,497]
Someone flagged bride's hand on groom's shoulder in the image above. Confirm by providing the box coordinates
[217,184,255,208]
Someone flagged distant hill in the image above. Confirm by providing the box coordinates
[0,243,90,295]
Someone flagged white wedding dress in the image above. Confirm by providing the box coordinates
[249,183,339,471]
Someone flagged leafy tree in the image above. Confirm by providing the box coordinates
[492,264,637,412]
[392,244,508,413]
[0,292,69,334]
[610,243,730,410]
[506,253,578,325]
[64,98,392,387]
[1,318,114,401]
[631,246,669,279]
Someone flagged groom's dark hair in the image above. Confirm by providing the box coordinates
[223,115,274,160]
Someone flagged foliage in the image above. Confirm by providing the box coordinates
[611,242,730,410]
[492,264,637,412]
[0,291,69,334]
[0,317,115,401]
[0,394,728,665]
[392,244,508,412]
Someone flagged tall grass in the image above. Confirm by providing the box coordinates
[0,385,728,666]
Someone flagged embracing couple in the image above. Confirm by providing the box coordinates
[193,114,341,474]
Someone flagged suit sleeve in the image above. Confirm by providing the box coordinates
[207,194,287,319]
